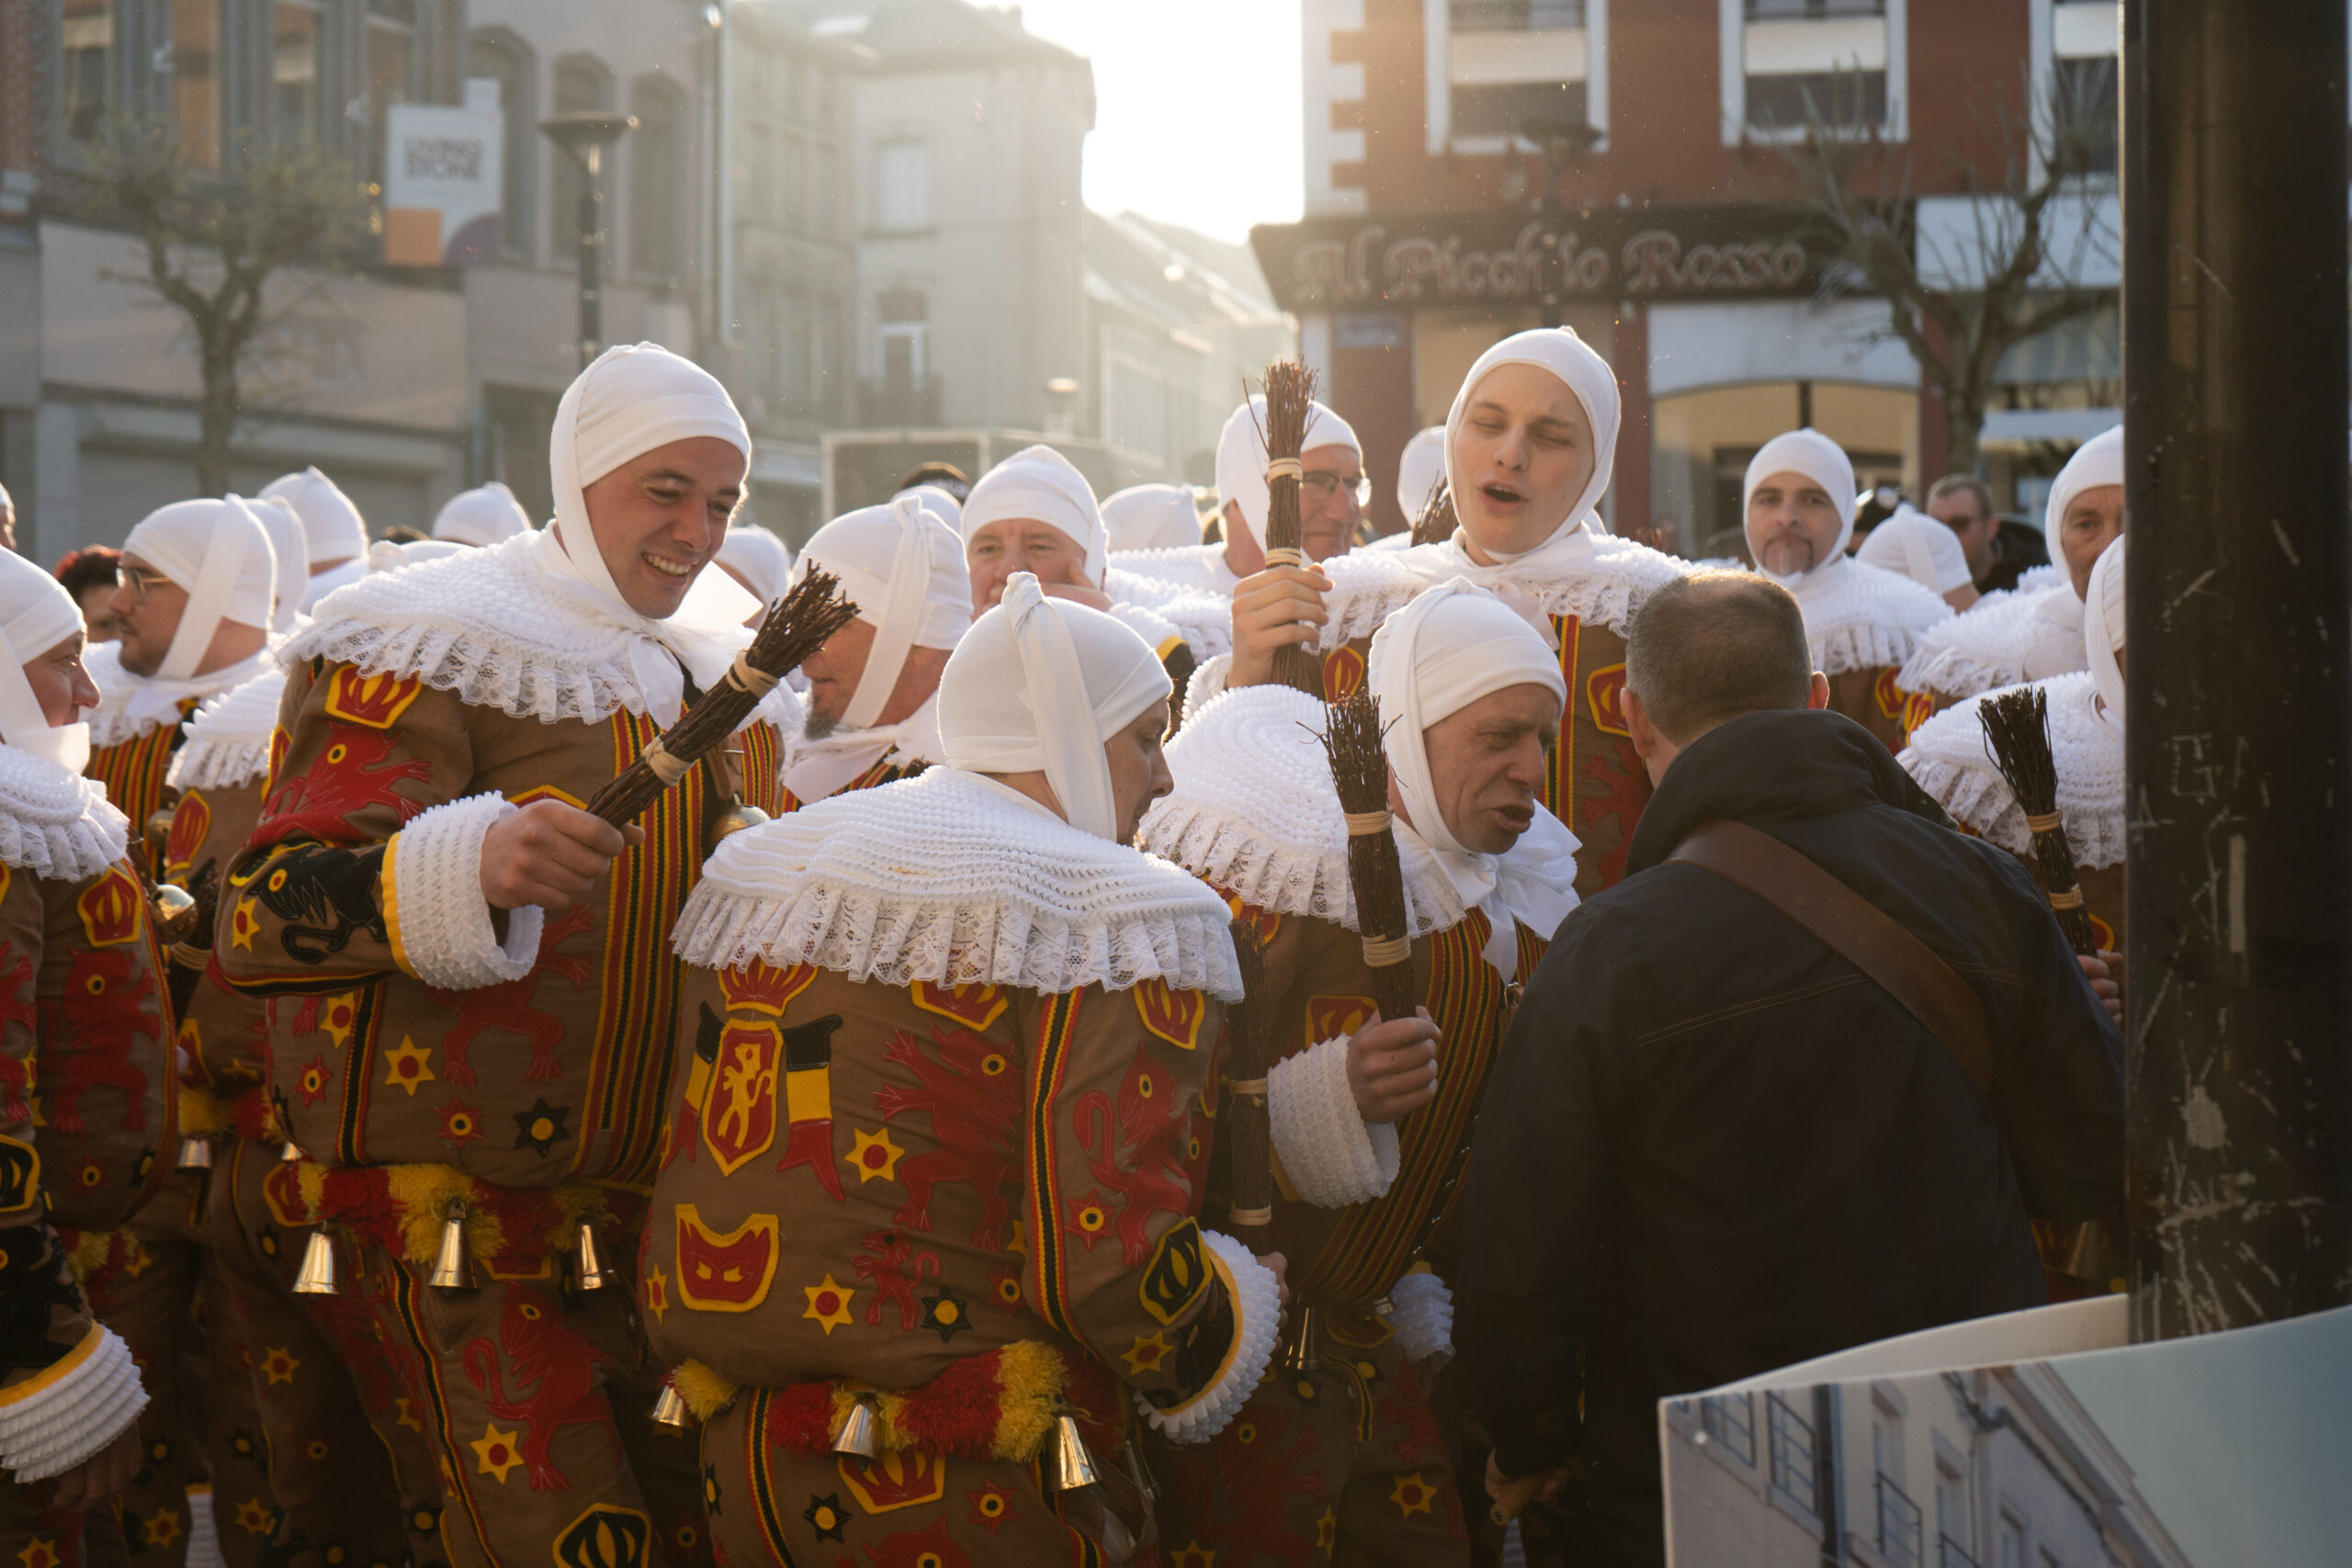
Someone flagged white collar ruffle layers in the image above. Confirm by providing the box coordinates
[780,691,943,806]
[278,530,755,727]
[1897,671,2123,868]
[1784,556,1953,676]
[1897,583,2088,699]
[0,742,130,882]
[1104,568,1233,660]
[1107,543,1241,602]
[85,640,268,750]
[1313,530,1690,649]
[165,665,288,793]
[673,765,1243,1000]
[1139,683,1577,943]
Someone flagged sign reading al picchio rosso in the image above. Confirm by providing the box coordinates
[1250,205,1836,313]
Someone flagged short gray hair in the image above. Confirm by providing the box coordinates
[1624,571,1813,744]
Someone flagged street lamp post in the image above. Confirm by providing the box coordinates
[539,111,638,371]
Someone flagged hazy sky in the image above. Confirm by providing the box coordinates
[984,0,1306,244]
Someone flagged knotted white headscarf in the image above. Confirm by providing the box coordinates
[941,573,1171,843]
[0,550,93,773]
[961,446,1108,585]
[2045,423,2124,545]
[716,525,797,607]
[243,494,309,635]
[121,498,277,682]
[1101,484,1204,555]
[433,480,533,547]
[1215,395,1362,549]
[1857,503,1973,595]
[1444,328,1622,563]
[1396,425,1447,519]
[1369,578,1579,976]
[529,342,761,725]
[795,490,970,733]
[1742,429,1859,587]
[2083,536,2126,744]
[260,466,368,568]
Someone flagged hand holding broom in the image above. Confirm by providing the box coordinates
[1234,360,1332,700]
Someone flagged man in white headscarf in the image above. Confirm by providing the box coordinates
[246,493,311,637]
[0,550,171,1553]
[643,573,1280,1566]
[431,479,533,547]
[1141,578,1576,1566]
[1740,428,1951,750]
[260,467,372,609]
[1857,502,1979,610]
[779,491,970,809]
[1225,327,1688,899]
[713,523,796,610]
[1897,427,2123,718]
[962,445,1232,679]
[1393,423,1447,532]
[1111,395,1365,600]
[215,344,783,1559]
[1101,481,1204,555]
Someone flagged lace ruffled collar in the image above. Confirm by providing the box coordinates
[673,765,1243,999]
[1897,584,2088,699]
[1314,531,1689,648]
[0,742,130,881]
[1106,543,1240,601]
[1897,672,2123,868]
[1786,557,1953,676]
[85,641,267,749]
[165,666,287,793]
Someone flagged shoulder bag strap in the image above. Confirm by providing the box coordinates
[1668,818,1994,1103]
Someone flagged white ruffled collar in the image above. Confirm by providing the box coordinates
[1783,556,1953,675]
[1105,543,1240,601]
[0,742,130,882]
[1104,569,1233,659]
[278,530,752,726]
[1897,671,2124,868]
[1896,584,2088,699]
[1140,683,1576,942]
[165,666,288,793]
[673,765,1243,999]
[1315,530,1688,648]
[85,641,268,748]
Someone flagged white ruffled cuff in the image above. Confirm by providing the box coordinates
[1182,653,1231,728]
[1137,1229,1282,1445]
[386,793,545,990]
[1387,1269,1454,1362]
[1269,1035,1399,1207]
[0,1325,150,1482]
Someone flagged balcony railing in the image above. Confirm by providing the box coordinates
[1701,1393,1756,1466]
[1939,1535,1983,1568]
[1767,1393,1820,1517]
[1451,0,1586,31]
[858,376,941,427]
[1876,1473,1925,1568]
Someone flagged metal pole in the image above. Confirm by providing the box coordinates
[578,145,604,371]
[2120,0,2352,1338]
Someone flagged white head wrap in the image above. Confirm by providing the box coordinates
[433,480,532,547]
[940,573,1171,843]
[2083,536,2126,743]
[532,342,761,724]
[895,483,966,528]
[960,446,1107,586]
[795,491,970,732]
[121,498,277,681]
[1857,503,1973,595]
[1214,396,1362,549]
[1101,484,1204,555]
[260,467,369,568]
[1742,429,1859,586]
[1444,328,1622,558]
[1368,579,1579,976]
[243,495,309,634]
[1396,425,1447,519]
[2044,423,2125,545]
[368,538,469,573]
[0,550,93,772]
[716,526,797,607]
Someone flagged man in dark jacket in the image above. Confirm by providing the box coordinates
[1453,571,2125,1567]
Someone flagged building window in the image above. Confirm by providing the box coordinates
[1936,1463,1974,1568]
[630,76,688,283]
[1876,1470,1926,1568]
[363,3,417,183]
[1431,0,1605,152]
[170,0,223,171]
[1451,0,1584,26]
[272,1,323,142]
[1996,1513,2027,1568]
[875,141,930,232]
[877,288,927,384]
[551,53,616,262]
[810,145,836,237]
[1765,1393,1819,1517]
[62,0,115,145]
[1725,0,1903,142]
[2044,1,2119,175]
[466,28,535,261]
[1700,1393,1756,1465]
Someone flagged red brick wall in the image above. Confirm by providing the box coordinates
[0,0,35,203]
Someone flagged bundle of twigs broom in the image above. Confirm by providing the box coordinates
[585,569,860,827]
[1408,483,1457,549]
[1220,928,1279,1256]
[1978,685,2098,956]
[1256,360,1328,700]
[1317,687,1423,1033]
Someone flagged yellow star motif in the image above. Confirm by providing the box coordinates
[1389,1470,1435,1519]
[231,897,259,952]
[320,993,357,1050]
[138,1508,184,1548]
[117,1235,152,1279]
[803,1273,856,1335]
[643,1260,671,1322]
[393,1396,422,1431]
[1316,1506,1338,1551]
[470,1422,524,1483]
[842,1127,905,1184]
[1169,1546,1216,1568]
[258,1346,300,1385]
[1121,1332,1171,1377]
[381,1036,435,1097]
[17,1539,61,1568]
[1005,1220,1025,1255]
[233,1496,276,1537]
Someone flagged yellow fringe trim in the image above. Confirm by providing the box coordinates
[63,1229,118,1281]
[671,1340,1079,1462]
[177,1086,232,1138]
[673,1359,740,1423]
[295,1162,618,1266]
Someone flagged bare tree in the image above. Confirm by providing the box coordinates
[1781,64,2120,475]
[65,120,374,495]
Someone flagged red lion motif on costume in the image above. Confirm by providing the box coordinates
[41,946,156,1134]
[1073,1039,1195,1268]
[874,1025,1023,1247]
[460,1285,618,1492]
[256,722,433,847]
[427,904,597,1086]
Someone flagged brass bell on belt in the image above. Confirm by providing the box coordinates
[428,1199,477,1291]
[1046,1413,1102,1493]
[292,1229,341,1296]
[650,1378,694,1430]
[707,799,771,851]
[153,884,198,945]
[175,1136,213,1171]
[832,1394,880,1459]
[1123,1438,1160,1506]
[1281,1304,1322,1373]
[573,1222,609,1292]
[280,1140,305,1163]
